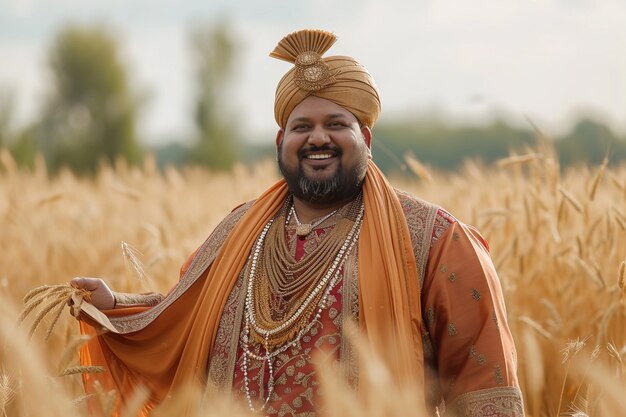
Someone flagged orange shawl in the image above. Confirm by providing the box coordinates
[79,160,424,415]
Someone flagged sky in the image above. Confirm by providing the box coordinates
[1,0,625,145]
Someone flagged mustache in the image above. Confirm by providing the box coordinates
[297,145,341,158]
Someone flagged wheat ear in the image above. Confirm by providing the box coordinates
[0,371,16,417]
[93,380,117,417]
[71,394,96,406]
[404,154,433,183]
[18,285,71,324]
[19,284,91,340]
[518,316,552,339]
[59,366,104,376]
[23,284,61,304]
[43,302,66,342]
[122,241,152,283]
[29,297,69,338]
[120,385,151,417]
[58,335,93,372]
[588,155,608,200]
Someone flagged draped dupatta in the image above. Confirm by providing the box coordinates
[78,160,425,415]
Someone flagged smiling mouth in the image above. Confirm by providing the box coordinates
[305,153,334,160]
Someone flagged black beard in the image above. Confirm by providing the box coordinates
[277,144,368,205]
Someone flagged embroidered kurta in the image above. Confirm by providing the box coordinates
[205,193,524,416]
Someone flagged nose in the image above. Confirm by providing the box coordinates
[307,125,330,147]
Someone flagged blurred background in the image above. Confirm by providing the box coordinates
[1,0,625,174]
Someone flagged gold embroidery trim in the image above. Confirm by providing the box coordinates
[113,292,164,308]
[205,269,247,392]
[340,248,359,387]
[224,270,247,391]
[395,189,439,289]
[453,386,525,417]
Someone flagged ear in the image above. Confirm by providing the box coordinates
[360,125,372,149]
[275,129,285,149]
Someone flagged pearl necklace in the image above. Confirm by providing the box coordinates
[242,201,364,412]
[288,205,339,236]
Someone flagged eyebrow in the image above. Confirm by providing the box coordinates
[290,113,349,124]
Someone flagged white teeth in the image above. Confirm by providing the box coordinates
[306,153,333,160]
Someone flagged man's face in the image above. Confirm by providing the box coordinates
[276,96,372,205]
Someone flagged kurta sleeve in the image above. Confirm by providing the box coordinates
[112,291,165,308]
[421,215,524,417]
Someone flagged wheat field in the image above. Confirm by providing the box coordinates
[0,145,625,417]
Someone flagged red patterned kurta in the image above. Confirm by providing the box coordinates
[205,192,524,416]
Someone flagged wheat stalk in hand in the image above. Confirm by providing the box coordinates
[18,284,91,340]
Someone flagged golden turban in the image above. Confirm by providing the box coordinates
[270,29,381,128]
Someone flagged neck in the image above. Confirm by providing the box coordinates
[291,195,353,224]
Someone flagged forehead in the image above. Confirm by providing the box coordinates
[286,96,358,124]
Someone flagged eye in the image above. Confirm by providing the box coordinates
[328,121,346,128]
[291,124,310,132]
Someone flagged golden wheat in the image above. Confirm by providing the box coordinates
[57,335,94,372]
[18,284,91,339]
[588,155,608,201]
[120,385,151,417]
[1,150,625,416]
[92,380,117,417]
[0,370,16,417]
[404,153,434,183]
[59,365,105,377]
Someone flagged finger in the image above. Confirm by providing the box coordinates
[70,277,98,291]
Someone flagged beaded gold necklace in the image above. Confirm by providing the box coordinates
[291,206,339,237]
[250,193,363,349]
[241,194,364,412]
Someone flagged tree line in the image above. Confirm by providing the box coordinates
[0,21,239,174]
[1,23,624,175]
[237,116,626,175]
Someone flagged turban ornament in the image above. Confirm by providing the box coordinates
[270,29,381,128]
[294,51,336,92]
[270,30,338,92]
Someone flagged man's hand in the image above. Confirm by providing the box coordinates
[70,277,115,310]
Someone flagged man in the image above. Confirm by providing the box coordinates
[72,29,524,416]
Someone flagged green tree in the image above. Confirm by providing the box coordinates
[39,25,142,173]
[9,129,37,169]
[0,88,13,149]
[189,21,239,169]
[0,88,39,169]
[556,118,626,166]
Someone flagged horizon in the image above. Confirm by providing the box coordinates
[1,0,625,145]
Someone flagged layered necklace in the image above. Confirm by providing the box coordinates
[290,206,339,237]
[241,194,364,412]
